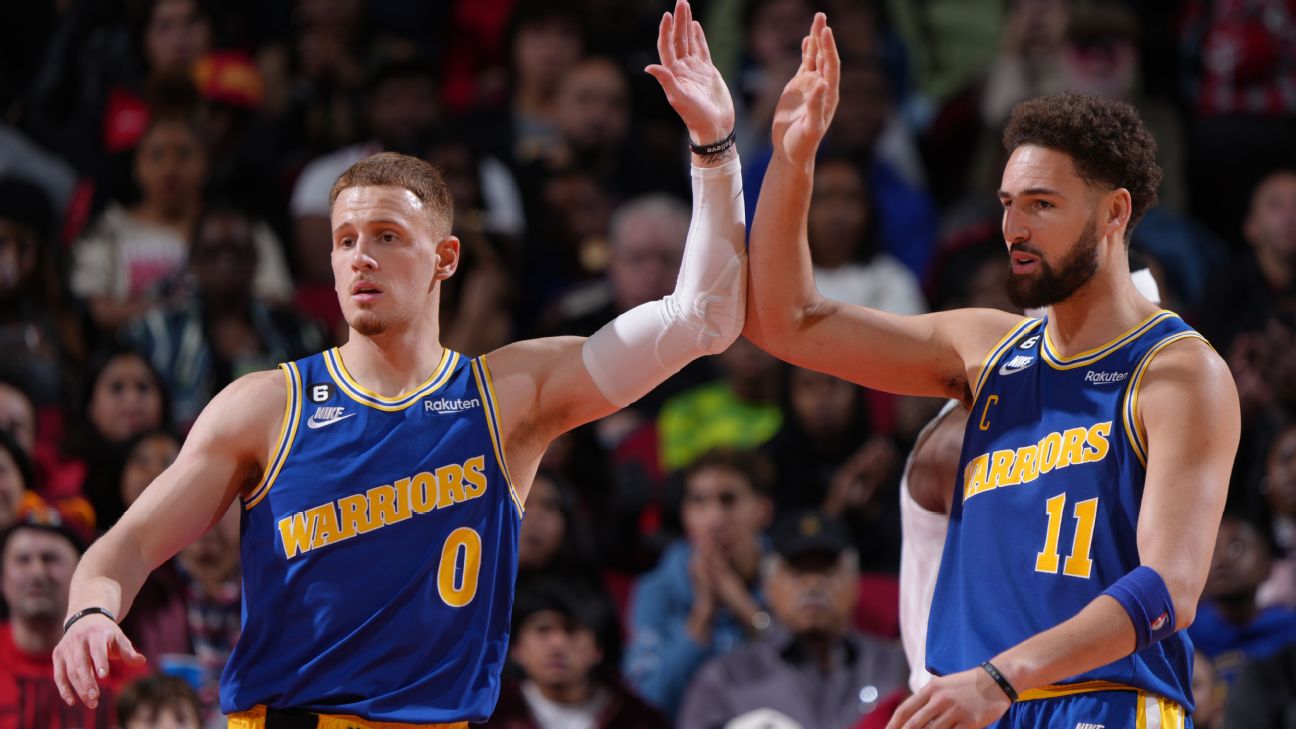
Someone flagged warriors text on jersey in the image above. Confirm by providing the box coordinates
[220,348,523,723]
[926,311,1205,710]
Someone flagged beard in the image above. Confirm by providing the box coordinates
[347,309,388,336]
[1006,214,1102,310]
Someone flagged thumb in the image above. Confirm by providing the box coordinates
[113,633,147,666]
[644,65,678,94]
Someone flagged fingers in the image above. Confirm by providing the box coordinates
[692,20,712,63]
[656,12,676,66]
[112,632,147,666]
[673,0,690,60]
[64,645,102,708]
[88,637,110,681]
[821,23,841,89]
[887,691,925,729]
[52,652,77,706]
[805,26,819,73]
[797,35,811,74]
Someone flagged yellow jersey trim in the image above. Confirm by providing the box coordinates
[1121,331,1209,468]
[245,363,303,510]
[971,318,1041,406]
[1041,310,1176,370]
[227,705,468,729]
[1017,679,1139,702]
[325,347,459,411]
[471,357,523,518]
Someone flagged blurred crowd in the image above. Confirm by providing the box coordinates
[1,0,1295,727]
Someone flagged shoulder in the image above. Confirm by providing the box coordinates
[1139,336,1238,418]
[187,369,290,454]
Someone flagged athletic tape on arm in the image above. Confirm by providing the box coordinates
[581,158,746,407]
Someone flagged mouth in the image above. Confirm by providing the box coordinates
[1010,251,1040,274]
[350,281,383,303]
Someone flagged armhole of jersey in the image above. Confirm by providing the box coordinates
[244,362,303,510]
[1121,332,1210,469]
[970,318,1041,406]
[471,356,524,519]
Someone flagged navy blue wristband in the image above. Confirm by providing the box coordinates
[1102,565,1176,652]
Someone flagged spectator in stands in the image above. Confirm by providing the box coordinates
[70,106,292,333]
[806,155,926,315]
[1260,422,1296,608]
[290,59,525,286]
[1221,641,1296,729]
[517,470,598,583]
[118,430,181,511]
[0,513,147,727]
[1201,169,1296,356]
[657,338,782,472]
[1189,515,1296,691]
[0,177,84,406]
[124,202,323,428]
[116,673,201,729]
[0,430,32,533]
[1193,650,1224,729]
[68,348,170,530]
[678,511,907,729]
[624,448,774,715]
[487,577,667,729]
[470,0,587,169]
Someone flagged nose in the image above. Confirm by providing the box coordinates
[350,235,379,272]
[1003,206,1029,246]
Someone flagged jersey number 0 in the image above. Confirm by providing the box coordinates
[438,527,483,607]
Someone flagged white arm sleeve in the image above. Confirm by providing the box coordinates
[581,157,746,407]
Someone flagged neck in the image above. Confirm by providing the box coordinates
[514,80,556,118]
[533,678,595,706]
[338,320,446,397]
[796,632,841,674]
[135,199,198,229]
[1042,251,1157,357]
[11,617,61,654]
[1256,247,1294,290]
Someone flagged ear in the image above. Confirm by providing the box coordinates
[1105,188,1133,238]
[434,236,461,281]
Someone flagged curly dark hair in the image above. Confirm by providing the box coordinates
[1003,93,1163,238]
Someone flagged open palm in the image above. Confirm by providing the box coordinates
[645,0,735,146]
[771,13,840,163]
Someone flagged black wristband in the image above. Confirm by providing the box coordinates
[689,129,736,159]
[63,607,116,634]
[980,660,1019,702]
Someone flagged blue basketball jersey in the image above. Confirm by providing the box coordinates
[220,347,524,723]
[926,311,1206,710]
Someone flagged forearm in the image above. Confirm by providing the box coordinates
[581,154,745,407]
[743,151,822,350]
[65,529,155,622]
[991,594,1136,693]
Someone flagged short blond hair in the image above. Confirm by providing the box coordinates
[329,152,454,235]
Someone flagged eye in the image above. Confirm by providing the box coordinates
[338,237,355,249]
[1034,200,1055,210]
[380,232,398,243]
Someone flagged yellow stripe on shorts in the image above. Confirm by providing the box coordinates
[227,705,469,729]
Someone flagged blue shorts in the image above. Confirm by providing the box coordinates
[992,687,1190,729]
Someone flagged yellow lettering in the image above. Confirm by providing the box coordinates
[337,494,375,538]
[278,511,315,559]
[963,454,991,501]
[1008,445,1039,485]
[368,483,412,525]
[436,464,466,509]
[987,449,1016,488]
[410,473,438,514]
[979,395,999,431]
[462,456,487,499]
[1060,427,1088,466]
[309,504,342,549]
[1038,431,1064,473]
[1084,422,1112,463]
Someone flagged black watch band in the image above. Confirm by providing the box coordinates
[63,607,116,634]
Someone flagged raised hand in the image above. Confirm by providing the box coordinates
[645,0,735,147]
[771,12,840,165]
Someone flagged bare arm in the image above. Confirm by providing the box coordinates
[744,13,1020,400]
[888,339,1241,729]
[53,369,284,708]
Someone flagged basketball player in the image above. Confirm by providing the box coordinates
[52,2,746,726]
[744,13,1240,729]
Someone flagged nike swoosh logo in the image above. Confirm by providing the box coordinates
[307,412,357,429]
[999,362,1031,376]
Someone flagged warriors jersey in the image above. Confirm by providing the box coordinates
[220,348,524,723]
[926,311,1205,710]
